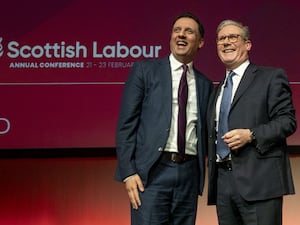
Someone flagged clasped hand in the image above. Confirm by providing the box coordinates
[222,128,252,150]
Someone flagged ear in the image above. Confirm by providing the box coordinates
[198,39,204,49]
[246,40,252,51]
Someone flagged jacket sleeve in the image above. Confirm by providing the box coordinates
[115,61,145,182]
[253,68,297,154]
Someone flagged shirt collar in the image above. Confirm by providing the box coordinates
[229,60,250,77]
[169,53,193,71]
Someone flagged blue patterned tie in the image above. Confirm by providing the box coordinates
[178,64,188,159]
[217,71,235,159]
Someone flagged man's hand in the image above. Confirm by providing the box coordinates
[125,174,145,210]
[222,129,252,150]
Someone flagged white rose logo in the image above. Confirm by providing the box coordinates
[0,37,3,57]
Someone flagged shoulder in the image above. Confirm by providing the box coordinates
[133,56,169,68]
[193,68,212,85]
[248,63,286,75]
[128,57,170,81]
[247,63,289,81]
[125,57,170,84]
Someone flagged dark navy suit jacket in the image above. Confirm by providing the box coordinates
[115,56,213,195]
[207,63,296,204]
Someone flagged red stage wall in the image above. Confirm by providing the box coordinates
[0,0,300,148]
[0,156,299,225]
[0,2,299,225]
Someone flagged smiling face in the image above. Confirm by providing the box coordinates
[217,24,252,70]
[170,17,204,64]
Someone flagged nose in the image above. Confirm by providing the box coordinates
[178,30,186,38]
[223,42,231,47]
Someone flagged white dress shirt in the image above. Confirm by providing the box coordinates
[163,54,198,156]
[215,60,250,161]
[215,60,250,125]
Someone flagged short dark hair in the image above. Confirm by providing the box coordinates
[172,12,205,38]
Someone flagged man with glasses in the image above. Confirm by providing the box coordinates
[206,19,296,225]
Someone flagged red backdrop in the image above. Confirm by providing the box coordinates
[0,0,299,148]
[0,2,299,225]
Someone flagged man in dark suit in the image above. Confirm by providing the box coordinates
[207,19,297,225]
[115,12,212,225]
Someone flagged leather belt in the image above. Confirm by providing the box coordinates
[162,152,197,164]
[216,160,232,171]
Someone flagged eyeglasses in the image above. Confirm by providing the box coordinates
[216,34,241,44]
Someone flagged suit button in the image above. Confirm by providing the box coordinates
[158,147,163,151]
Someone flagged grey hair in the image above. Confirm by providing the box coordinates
[216,20,250,40]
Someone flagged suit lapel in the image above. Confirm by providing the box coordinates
[231,64,258,109]
[194,69,202,111]
[157,57,173,118]
[160,57,172,97]
[194,68,207,119]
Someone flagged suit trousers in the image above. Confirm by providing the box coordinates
[131,155,199,225]
[216,166,283,225]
